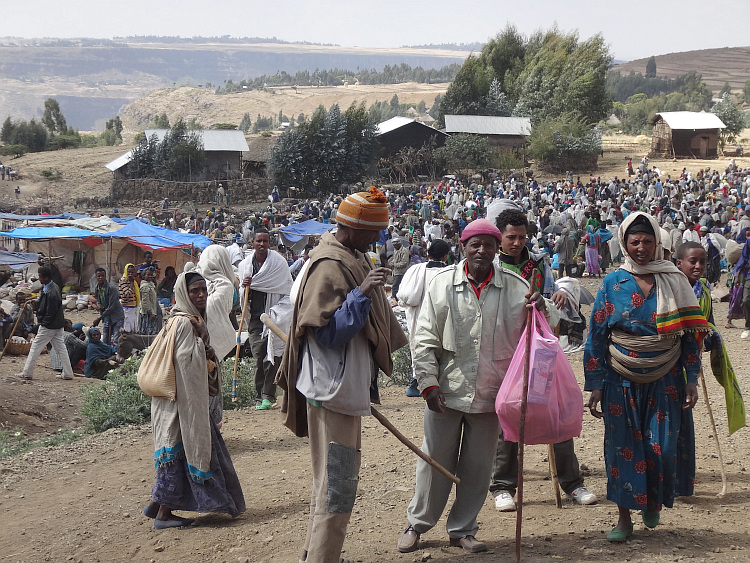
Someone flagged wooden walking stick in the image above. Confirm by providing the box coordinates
[232,285,251,403]
[516,307,533,563]
[698,367,727,497]
[0,304,28,362]
[259,312,460,486]
[548,444,563,509]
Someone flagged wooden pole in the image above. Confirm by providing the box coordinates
[699,367,727,497]
[0,304,28,362]
[516,307,533,563]
[548,444,563,509]
[259,312,460,485]
[370,406,459,486]
[232,285,251,402]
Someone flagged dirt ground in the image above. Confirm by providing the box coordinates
[1,273,750,563]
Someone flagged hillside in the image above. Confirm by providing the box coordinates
[614,46,750,93]
[0,39,467,130]
[119,82,449,133]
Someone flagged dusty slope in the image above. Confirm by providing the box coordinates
[1,277,750,562]
[119,83,449,133]
[614,47,750,93]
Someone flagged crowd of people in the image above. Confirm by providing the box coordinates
[3,157,749,559]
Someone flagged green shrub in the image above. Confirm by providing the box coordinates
[80,355,151,433]
[0,144,29,157]
[80,353,259,433]
[40,168,62,180]
[378,346,413,388]
[220,357,258,409]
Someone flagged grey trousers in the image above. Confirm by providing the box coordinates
[489,428,583,496]
[406,406,499,538]
[303,404,361,563]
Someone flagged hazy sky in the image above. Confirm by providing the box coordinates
[5,0,749,61]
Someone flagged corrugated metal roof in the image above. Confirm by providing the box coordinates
[106,129,250,171]
[375,116,416,135]
[444,115,531,136]
[649,112,726,130]
[144,129,250,151]
[105,150,134,171]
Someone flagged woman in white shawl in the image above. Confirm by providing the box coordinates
[143,272,245,529]
[196,245,238,361]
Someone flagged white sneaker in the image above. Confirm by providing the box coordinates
[742,330,750,340]
[494,491,516,512]
[568,486,598,505]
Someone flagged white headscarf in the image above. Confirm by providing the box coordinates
[195,245,238,360]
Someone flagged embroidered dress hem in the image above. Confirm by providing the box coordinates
[152,419,245,517]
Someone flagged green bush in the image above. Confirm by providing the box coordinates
[220,357,258,409]
[378,346,413,388]
[80,355,151,433]
[80,353,259,433]
[40,168,62,180]
[0,144,29,157]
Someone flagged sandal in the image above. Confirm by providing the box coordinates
[641,509,660,528]
[607,522,633,542]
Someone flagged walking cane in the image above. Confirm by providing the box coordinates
[0,304,28,362]
[699,367,727,497]
[548,444,563,509]
[259,312,460,486]
[232,285,251,402]
[516,307,533,563]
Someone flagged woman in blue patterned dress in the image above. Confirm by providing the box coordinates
[584,212,708,542]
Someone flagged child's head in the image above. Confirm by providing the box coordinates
[675,242,706,285]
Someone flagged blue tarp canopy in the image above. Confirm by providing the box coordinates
[0,250,41,270]
[1,227,102,240]
[1,223,210,251]
[279,220,335,243]
[0,212,88,221]
[98,220,211,251]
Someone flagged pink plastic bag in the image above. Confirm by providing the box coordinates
[495,307,583,445]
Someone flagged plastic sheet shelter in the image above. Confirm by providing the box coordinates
[1,221,210,289]
[278,220,335,252]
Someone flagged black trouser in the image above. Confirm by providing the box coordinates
[558,263,573,278]
[489,432,583,496]
[248,318,278,401]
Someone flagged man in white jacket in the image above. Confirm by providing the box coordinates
[396,239,450,397]
[397,219,558,555]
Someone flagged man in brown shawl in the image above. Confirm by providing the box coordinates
[277,187,408,563]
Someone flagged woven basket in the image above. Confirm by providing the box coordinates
[7,340,31,355]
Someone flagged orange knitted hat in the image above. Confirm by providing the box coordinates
[336,186,389,230]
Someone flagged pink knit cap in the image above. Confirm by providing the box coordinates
[459,218,503,243]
